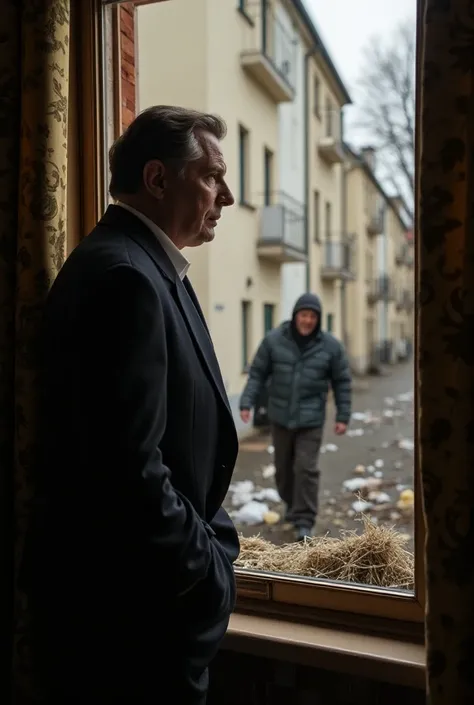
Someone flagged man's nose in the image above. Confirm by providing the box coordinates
[221,182,235,207]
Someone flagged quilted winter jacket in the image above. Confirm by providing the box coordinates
[240,319,352,430]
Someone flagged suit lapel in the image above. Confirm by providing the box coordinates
[175,277,232,415]
[99,207,232,417]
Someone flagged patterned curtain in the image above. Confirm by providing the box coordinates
[420,1,474,703]
[0,1,70,701]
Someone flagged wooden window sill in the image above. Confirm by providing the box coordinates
[224,613,425,690]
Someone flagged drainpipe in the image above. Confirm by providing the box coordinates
[304,50,316,292]
[341,159,348,348]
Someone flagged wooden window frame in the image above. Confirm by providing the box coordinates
[79,0,425,643]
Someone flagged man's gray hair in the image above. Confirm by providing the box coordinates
[109,105,227,198]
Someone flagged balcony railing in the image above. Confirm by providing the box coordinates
[367,274,395,304]
[320,238,354,280]
[318,109,345,165]
[257,190,306,263]
[240,1,296,103]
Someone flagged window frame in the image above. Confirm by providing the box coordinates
[238,124,251,207]
[313,190,320,243]
[241,300,252,372]
[263,147,273,207]
[325,200,332,240]
[88,0,424,642]
[313,74,320,118]
[263,302,275,334]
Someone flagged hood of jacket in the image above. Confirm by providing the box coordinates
[290,293,322,345]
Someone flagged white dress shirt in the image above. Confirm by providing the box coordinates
[115,201,190,281]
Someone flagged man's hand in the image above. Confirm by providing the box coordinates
[240,409,251,424]
[334,422,347,435]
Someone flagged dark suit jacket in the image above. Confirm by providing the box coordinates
[25,205,240,704]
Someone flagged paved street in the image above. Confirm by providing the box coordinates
[224,362,415,548]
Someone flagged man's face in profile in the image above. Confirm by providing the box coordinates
[165,131,235,248]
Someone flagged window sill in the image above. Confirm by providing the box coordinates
[224,613,425,690]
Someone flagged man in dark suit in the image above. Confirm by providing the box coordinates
[26,106,238,704]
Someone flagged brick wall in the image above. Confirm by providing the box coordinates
[119,3,136,130]
[208,651,425,705]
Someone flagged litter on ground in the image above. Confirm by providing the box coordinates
[321,443,338,453]
[399,438,415,451]
[261,463,276,479]
[232,501,269,526]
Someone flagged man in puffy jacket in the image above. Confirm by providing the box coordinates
[240,293,352,541]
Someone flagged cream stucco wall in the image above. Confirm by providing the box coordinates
[137,0,281,403]
[346,167,372,373]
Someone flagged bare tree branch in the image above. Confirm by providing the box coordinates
[353,19,416,216]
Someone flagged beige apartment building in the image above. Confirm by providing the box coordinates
[345,148,414,373]
[390,200,415,355]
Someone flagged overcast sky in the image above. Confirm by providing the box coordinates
[303,0,417,89]
[303,0,417,166]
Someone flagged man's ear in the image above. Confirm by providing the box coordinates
[143,160,166,199]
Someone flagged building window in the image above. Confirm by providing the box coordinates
[325,201,332,239]
[263,147,273,206]
[241,300,251,371]
[239,124,250,206]
[314,75,320,117]
[263,303,275,334]
[326,97,333,137]
[313,190,320,242]
[327,313,334,332]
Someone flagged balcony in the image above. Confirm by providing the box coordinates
[367,212,384,235]
[395,244,407,266]
[257,191,307,264]
[318,109,345,165]
[240,1,296,103]
[396,242,415,267]
[320,238,355,281]
[367,275,395,304]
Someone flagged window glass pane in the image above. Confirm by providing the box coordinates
[101,0,417,596]
[263,303,275,333]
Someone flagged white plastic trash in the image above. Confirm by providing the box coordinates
[232,500,270,526]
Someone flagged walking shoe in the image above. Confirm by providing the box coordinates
[295,525,314,542]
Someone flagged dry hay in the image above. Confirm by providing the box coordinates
[236,518,414,590]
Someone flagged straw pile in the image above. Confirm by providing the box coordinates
[237,518,414,590]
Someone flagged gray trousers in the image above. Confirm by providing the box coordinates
[272,424,323,528]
